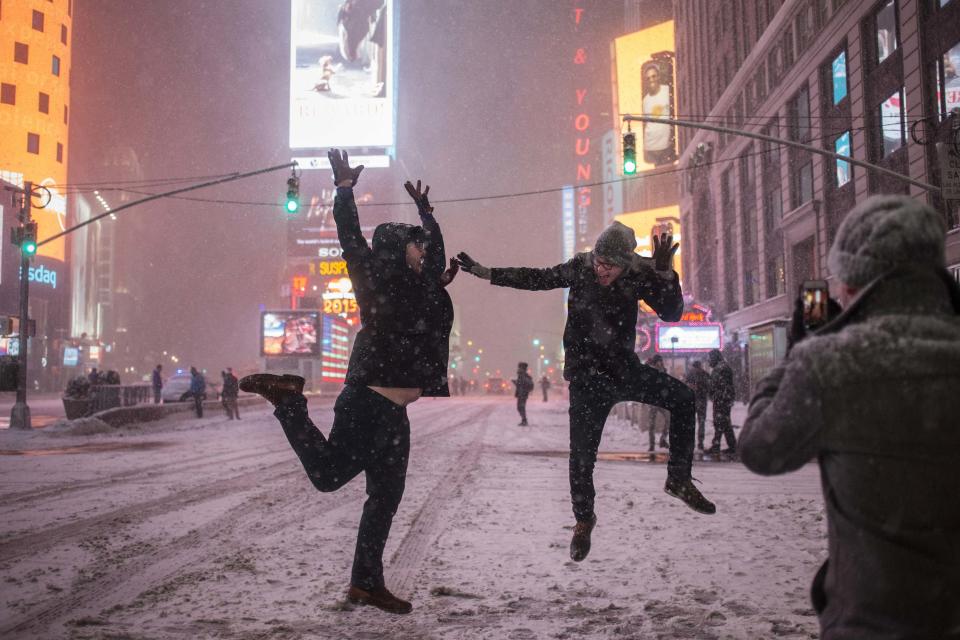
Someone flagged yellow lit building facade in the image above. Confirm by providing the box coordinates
[0,0,73,391]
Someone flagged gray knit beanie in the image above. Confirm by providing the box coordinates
[593,221,637,268]
[827,195,946,287]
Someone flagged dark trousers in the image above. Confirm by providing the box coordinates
[153,387,162,404]
[273,385,410,590]
[192,392,203,418]
[517,395,529,424]
[568,365,696,522]
[695,399,707,446]
[711,401,736,449]
[542,388,548,402]
[222,396,239,419]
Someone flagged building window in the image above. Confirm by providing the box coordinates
[767,254,786,297]
[875,0,898,65]
[38,92,49,113]
[933,41,960,121]
[790,85,812,143]
[14,41,28,64]
[744,269,759,307]
[831,50,848,104]
[879,88,905,156]
[32,9,43,31]
[764,185,783,233]
[794,161,814,207]
[0,82,14,105]
[63,104,68,123]
[56,142,63,163]
[52,55,61,76]
[834,131,851,186]
[61,24,67,45]
[27,133,40,154]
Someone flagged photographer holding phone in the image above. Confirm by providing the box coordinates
[739,195,960,638]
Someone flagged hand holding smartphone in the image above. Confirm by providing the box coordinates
[800,280,830,330]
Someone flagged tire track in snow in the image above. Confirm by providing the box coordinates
[387,404,493,594]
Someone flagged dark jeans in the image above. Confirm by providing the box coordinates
[273,385,410,590]
[517,395,529,423]
[569,364,696,522]
[711,401,736,449]
[153,387,162,404]
[695,399,707,445]
[191,392,204,418]
[222,396,239,419]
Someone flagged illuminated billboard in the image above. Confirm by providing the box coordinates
[289,0,395,150]
[261,311,320,356]
[615,205,683,285]
[614,21,677,171]
[321,315,350,382]
[656,323,723,353]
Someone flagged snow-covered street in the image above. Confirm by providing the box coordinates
[0,396,823,639]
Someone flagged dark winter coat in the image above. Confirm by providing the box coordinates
[685,368,709,404]
[708,361,735,407]
[189,372,206,396]
[151,369,162,390]
[514,372,534,398]
[334,187,452,396]
[739,267,960,639]
[221,373,239,398]
[490,252,683,381]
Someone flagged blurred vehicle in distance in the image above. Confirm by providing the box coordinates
[484,377,509,395]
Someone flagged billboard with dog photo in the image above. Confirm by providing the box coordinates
[289,0,395,150]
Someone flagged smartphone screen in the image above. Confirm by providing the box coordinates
[801,280,829,330]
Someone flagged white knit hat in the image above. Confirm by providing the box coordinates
[827,195,946,287]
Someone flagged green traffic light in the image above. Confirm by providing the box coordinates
[22,241,37,255]
[623,158,637,174]
[285,198,299,213]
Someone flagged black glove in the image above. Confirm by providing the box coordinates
[439,258,459,287]
[787,295,843,351]
[327,148,364,187]
[454,252,491,280]
[404,179,434,215]
[652,232,679,272]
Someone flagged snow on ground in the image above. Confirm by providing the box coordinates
[0,394,823,639]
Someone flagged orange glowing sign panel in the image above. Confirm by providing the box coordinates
[615,205,683,286]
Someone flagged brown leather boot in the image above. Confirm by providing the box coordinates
[346,585,412,615]
[569,514,597,562]
[238,374,304,406]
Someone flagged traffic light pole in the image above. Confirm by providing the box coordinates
[10,182,34,430]
[622,114,940,194]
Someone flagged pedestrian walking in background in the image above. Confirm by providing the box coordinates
[241,151,457,615]
[706,349,736,454]
[88,368,99,385]
[685,360,710,450]
[151,364,163,404]
[457,221,715,564]
[221,368,240,420]
[644,355,671,451]
[739,195,960,638]
[540,374,551,402]
[513,362,534,425]
[189,366,206,418]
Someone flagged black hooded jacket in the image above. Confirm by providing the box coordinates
[490,252,683,381]
[333,187,452,395]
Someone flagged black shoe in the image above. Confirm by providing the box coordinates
[239,374,304,406]
[704,445,721,456]
[721,447,737,455]
[519,421,528,426]
[569,514,597,562]
[346,585,412,615]
[664,478,716,514]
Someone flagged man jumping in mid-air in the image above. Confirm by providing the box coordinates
[456,221,715,562]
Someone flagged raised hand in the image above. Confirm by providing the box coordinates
[652,232,680,272]
[454,252,491,280]
[327,148,364,187]
[439,258,459,287]
[403,179,433,214]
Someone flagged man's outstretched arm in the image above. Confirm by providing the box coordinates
[456,252,579,291]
